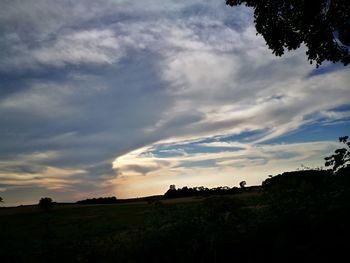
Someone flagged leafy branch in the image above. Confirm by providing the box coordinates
[325,136,350,172]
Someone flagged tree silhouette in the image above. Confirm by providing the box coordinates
[226,0,350,67]
[76,196,118,204]
[325,136,350,172]
[38,197,53,210]
[0,197,3,203]
[239,181,246,188]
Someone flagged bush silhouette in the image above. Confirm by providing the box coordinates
[76,196,118,204]
[239,181,246,188]
[38,197,53,210]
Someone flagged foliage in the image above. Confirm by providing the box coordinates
[239,180,247,188]
[325,136,350,172]
[0,197,3,203]
[164,185,244,198]
[262,170,333,215]
[226,0,350,67]
[38,197,53,210]
[76,196,118,204]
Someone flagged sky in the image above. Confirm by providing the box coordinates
[0,0,349,206]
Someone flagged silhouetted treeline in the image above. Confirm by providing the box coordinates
[76,196,118,204]
[164,185,261,198]
[262,166,350,210]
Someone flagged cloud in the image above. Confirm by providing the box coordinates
[0,29,122,71]
[112,139,340,197]
[32,30,121,66]
[0,0,349,205]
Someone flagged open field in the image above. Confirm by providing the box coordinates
[0,194,263,263]
[1,172,350,263]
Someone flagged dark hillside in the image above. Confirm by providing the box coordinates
[1,168,350,262]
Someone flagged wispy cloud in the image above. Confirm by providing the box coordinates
[112,139,340,197]
[0,0,349,205]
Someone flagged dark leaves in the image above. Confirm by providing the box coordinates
[226,0,350,67]
[324,136,350,172]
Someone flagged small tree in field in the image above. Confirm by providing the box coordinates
[325,136,350,172]
[239,181,247,188]
[38,197,53,211]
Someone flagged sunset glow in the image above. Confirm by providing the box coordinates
[0,0,349,206]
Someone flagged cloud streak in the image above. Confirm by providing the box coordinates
[0,0,349,205]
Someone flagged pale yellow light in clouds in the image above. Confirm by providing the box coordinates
[0,166,85,191]
[111,140,338,198]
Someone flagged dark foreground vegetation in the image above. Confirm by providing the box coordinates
[164,184,261,199]
[76,196,118,205]
[0,167,349,262]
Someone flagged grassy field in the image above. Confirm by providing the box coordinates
[1,174,349,263]
[0,195,262,262]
